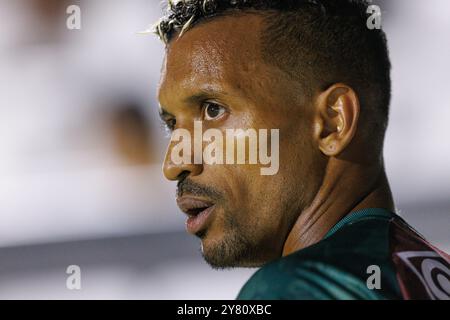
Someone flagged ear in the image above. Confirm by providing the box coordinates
[313,84,360,156]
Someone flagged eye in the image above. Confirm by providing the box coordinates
[203,102,226,121]
[160,118,176,136]
[166,118,176,132]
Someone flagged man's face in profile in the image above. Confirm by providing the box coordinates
[158,14,326,268]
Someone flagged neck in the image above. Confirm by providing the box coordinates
[282,157,394,256]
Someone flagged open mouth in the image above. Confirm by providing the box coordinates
[177,197,213,216]
[176,197,215,235]
[185,206,211,217]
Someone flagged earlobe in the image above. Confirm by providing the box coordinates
[315,84,360,157]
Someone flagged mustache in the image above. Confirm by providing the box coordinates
[177,178,223,202]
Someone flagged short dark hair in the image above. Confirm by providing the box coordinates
[155,0,391,148]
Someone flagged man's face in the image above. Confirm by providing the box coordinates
[158,14,326,268]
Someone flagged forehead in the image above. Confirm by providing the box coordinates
[158,14,273,104]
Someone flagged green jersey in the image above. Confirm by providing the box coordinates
[237,208,450,300]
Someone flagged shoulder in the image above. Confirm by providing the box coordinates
[238,216,399,300]
[237,257,386,300]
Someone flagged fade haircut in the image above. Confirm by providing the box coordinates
[154,0,391,152]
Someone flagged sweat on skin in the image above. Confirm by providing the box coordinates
[170,121,280,175]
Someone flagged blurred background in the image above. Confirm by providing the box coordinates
[0,0,448,299]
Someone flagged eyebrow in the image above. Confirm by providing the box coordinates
[182,88,228,105]
[158,87,231,120]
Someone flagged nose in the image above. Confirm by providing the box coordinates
[163,141,203,181]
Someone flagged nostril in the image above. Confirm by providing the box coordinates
[177,171,190,182]
[176,171,190,195]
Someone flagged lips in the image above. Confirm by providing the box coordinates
[176,197,215,234]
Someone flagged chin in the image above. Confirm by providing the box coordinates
[199,229,266,269]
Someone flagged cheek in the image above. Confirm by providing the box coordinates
[262,123,321,212]
[279,114,319,173]
[204,163,264,227]
[219,164,255,208]
[279,134,326,210]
